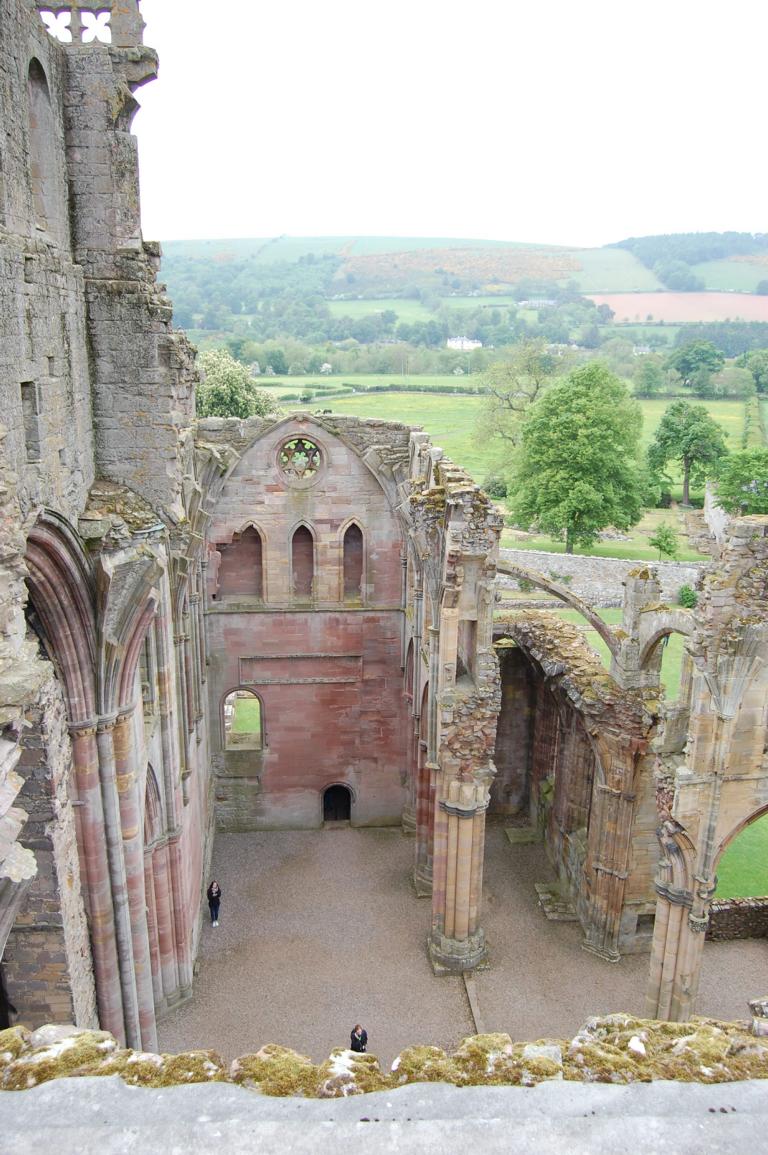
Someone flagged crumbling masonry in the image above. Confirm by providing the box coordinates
[0,0,766,1047]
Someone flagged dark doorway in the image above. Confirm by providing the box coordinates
[323,784,352,822]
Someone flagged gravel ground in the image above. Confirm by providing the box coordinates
[157,823,766,1065]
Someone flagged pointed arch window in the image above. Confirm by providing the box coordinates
[216,526,263,600]
[343,523,364,602]
[292,526,314,600]
[27,58,68,245]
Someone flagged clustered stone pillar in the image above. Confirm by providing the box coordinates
[429,779,489,974]
[582,780,637,962]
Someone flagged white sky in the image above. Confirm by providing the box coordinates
[133,0,767,248]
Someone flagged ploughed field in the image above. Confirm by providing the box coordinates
[588,292,768,323]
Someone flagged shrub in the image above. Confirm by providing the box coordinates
[678,584,698,608]
[483,474,508,499]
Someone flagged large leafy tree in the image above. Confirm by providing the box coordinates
[508,363,643,554]
[666,340,724,388]
[714,448,768,515]
[648,400,728,505]
[196,349,279,419]
[474,340,564,450]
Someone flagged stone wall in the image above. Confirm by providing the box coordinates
[4,675,97,1029]
[707,898,768,941]
[204,416,408,830]
[499,547,704,607]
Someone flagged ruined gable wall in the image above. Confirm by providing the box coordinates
[204,417,408,829]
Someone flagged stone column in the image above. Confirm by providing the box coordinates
[402,581,423,835]
[582,781,636,962]
[153,841,181,1004]
[70,724,125,1041]
[113,712,157,1051]
[428,779,489,974]
[96,717,140,1047]
[143,846,163,1008]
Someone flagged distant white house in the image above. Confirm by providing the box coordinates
[632,345,652,356]
[320,363,333,374]
[446,337,483,351]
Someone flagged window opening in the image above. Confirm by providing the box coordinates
[223,689,262,751]
[343,524,364,602]
[217,527,263,600]
[20,382,41,462]
[292,526,314,600]
[279,437,321,482]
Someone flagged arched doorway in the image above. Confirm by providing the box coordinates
[323,784,352,822]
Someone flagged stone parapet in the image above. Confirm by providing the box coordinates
[498,548,704,607]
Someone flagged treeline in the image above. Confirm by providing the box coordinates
[612,232,768,292]
[673,322,768,357]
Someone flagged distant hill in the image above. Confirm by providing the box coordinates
[162,233,768,311]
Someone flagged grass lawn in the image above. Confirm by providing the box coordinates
[232,696,261,738]
[715,813,768,898]
[501,506,708,562]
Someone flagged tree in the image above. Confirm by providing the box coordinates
[196,349,279,419]
[648,522,678,560]
[634,357,665,397]
[508,363,643,554]
[745,349,768,393]
[474,340,563,450]
[647,400,728,505]
[666,341,724,387]
[713,448,768,515]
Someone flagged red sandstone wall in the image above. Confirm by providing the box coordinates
[206,420,408,829]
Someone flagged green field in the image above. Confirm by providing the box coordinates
[502,506,708,562]
[715,813,768,898]
[281,388,744,498]
[326,297,432,322]
[233,696,261,737]
[607,323,681,344]
[691,258,768,292]
[572,248,663,292]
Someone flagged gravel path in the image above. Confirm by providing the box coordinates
[157,824,766,1065]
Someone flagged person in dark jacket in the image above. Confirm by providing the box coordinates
[207,880,221,926]
[350,1024,368,1052]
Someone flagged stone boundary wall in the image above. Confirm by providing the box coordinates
[706,897,768,941]
[498,548,705,607]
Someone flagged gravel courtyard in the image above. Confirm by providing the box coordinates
[157,822,766,1065]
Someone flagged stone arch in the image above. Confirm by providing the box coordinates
[25,512,97,723]
[290,522,315,601]
[221,687,264,751]
[27,57,68,246]
[496,560,619,658]
[638,613,694,670]
[322,781,355,822]
[714,802,768,879]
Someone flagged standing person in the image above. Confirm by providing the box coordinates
[350,1024,367,1053]
[207,880,221,927]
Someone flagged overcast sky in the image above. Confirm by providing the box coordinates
[133,0,766,248]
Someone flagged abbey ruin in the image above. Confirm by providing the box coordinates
[1,0,767,1058]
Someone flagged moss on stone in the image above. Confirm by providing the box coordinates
[81,1049,227,1087]
[231,1045,319,1097]
[1,1029,118,1090]
[316,1049,391,1098]
[0,1026,31,1066]
[452,1033,525,1086]
[391,1045,460,1085]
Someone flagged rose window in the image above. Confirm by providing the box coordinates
[278,437,321,482]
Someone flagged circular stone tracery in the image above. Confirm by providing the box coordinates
[278,436,322,483]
